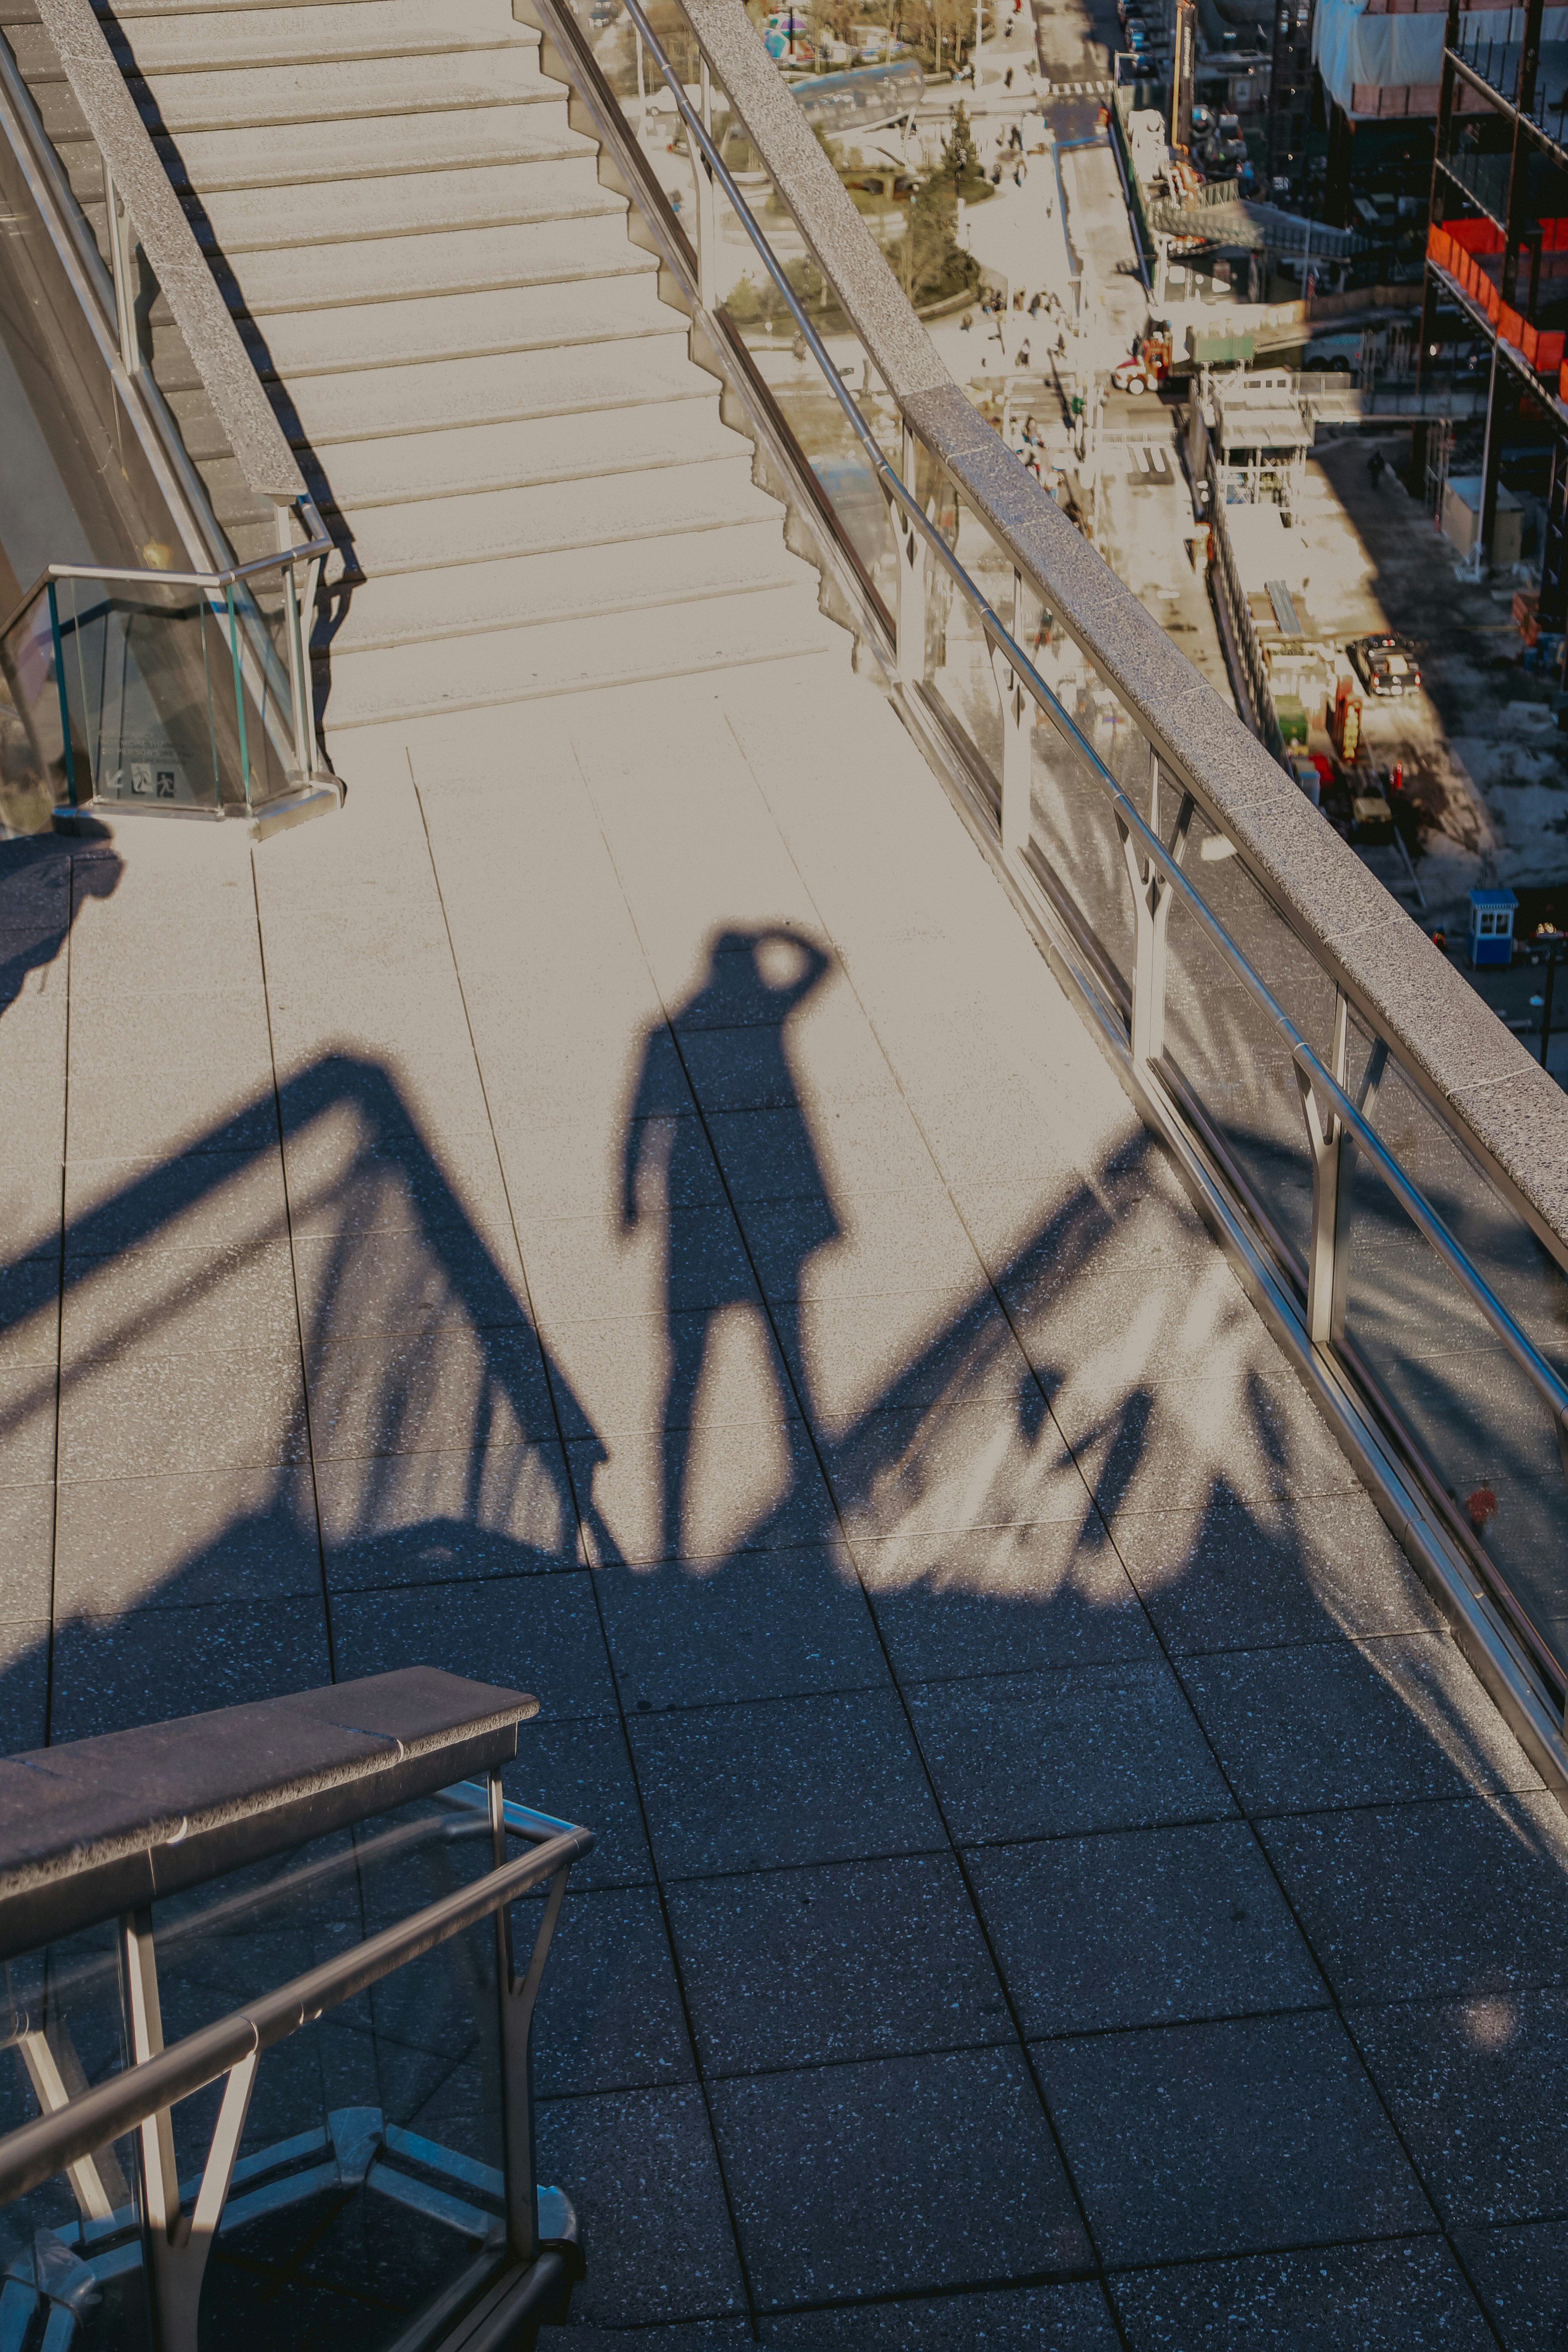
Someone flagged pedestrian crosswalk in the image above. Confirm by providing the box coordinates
[1042,76,1111,94]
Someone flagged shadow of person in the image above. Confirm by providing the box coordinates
[622,926,837,1561]
[0,835,120,1013]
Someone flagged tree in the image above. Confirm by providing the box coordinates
[935,102,985,199]
[886,175,979,308]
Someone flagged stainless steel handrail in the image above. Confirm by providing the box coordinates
[619,0,1568,1445]
[0,1816,593,2211]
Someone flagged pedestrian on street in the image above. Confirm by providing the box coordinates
[961,309,973,332]
[1029,291,1042,317]
[1017,338,1030,366]
[1004,64,1014,86]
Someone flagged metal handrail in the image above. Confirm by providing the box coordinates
[621,0,1568,1445]
[0,514,334,653]
[0,1817,592,2211]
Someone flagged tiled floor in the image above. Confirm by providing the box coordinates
[0,650,1563,2342]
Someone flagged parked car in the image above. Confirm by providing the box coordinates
[1348,634,1421,697]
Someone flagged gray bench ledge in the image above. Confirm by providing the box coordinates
[677,0,1568,1268]
[0,1667,536,1960]
[36,0,306,504]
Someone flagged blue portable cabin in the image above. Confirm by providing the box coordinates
[1468,887,1518,968]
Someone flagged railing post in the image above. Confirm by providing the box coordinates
[273,499,316,786]
[693,59,719,310]
[987,570,1032,854]
[1116,746,1192,1067]
[1294,991,1351,1346]
[101,154,141,376]
[891,422,927,685]
[490,1770,570,2270]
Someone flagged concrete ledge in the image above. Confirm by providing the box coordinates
[677,0,1568,1267]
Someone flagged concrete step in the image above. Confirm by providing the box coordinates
[191,154,606,256]
[213,212,635,317]
[277,336,701,448]
[309,397,740,514]
[152,274,668,390]
[322,581,836,729]
[323,519,801,655]
[126,47,552,132]
[104,0,534,72]
[153,101,578,192]
[344,454,775,578]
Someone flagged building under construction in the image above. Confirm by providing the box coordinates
[1418,0,1568,608]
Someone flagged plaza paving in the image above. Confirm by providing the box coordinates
[1,652,1565,2344]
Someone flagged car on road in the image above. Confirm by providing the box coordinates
[1347,634,1421,697]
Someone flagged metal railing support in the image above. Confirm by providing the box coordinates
[891,420,927,685]
[1118,747,1192,1067]
[989,570,1032,855]
[100,153,141,376]
[1295,989,1349,1346]
[692,58,719,310]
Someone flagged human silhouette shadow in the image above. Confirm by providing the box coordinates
[622,926,837,1561]
[0,836,120,1011]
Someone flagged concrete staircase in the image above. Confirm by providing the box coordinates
[9,0,839,737]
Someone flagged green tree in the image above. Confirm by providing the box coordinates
[886,176,979,308]
[935,102,985,199]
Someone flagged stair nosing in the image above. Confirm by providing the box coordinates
[288,368,710,450]
[320,560,805,660]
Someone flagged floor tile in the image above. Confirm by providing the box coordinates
[596,1549,886,1709]
[760,2282,1119,2345]
[1179,1635,1542,1814]
[504,1715,653,1891]
[570,1418,835,1568]
[55,1465,319,1612]
[520,1204,758,1327]
[969,1822,1325,2037]
[1455,2218,1568,2349]
[329,1571,616,1724]
[0,1256,58,1372]
[1112,2238,1493,2348]
[714,2047,1088,2308]
[533,1886,695,2098]
[1350,1988,1568,2229]
[0,1485,55,1620]
[305,1323,557,1461]
[545,1305,795,1442]
[738,1190,983,1304]
[862,1522,1158,1682]
[908,1661,1233,1844]
[668,1853,1008,2073]
[0,1622,47,1750]
[1038,2012,1430,2267]
[707,1099,943,1205]
[1259,1793,1568,2004]
[316,1441,582,1586]
[48,1599,332,1741]
[1112,1491,1440,1655]
[536,2084,747,2330]
[291,1222,531,1335]
[55,1343,309,1482]
[781,1289,1035,1431]
[628,1689,944,1878]
[826,1400,1094,1546]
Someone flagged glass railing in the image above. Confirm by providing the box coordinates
[0,1779,590,2351]
[0,510,330,824]
[552,0,1568,1720]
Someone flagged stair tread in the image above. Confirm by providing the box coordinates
[229,279,668,383]
[128,48,556,129]
[310,401,740,512]
[344,457,777,577]
[156,103,576,192]
[217,215,636,315]
[325,522,802,654]
[193,156,606,254]
[276,339,701,447]
[107,0,535,70]
[322,586,836,729]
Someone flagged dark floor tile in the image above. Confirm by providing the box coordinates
[908,1661,1232,1844]
[864,1522,1158,1683]
[1179,1635,1539,1815]
[668,1853,1008,2074]
[595,1548,886,1709]
[1112,1491,1439,1655]
[1038,2012,1429,2266]
[1351,1988,1568,2228]
[714,2046,1087,2308]
[1455,2218,1568,2348]
[0,1620,47,1751]
[55,1467,321,1612]
[552,2327,750,2348]
[329,1571,616,1724]
[629,1689,944,1878]
[1260,1793,1568,2004]
[1113,2238,1492,2348]
[0,1486,52,1622]
[537,2084,746,2331]
[761,2280,1120,2345]
[48,1600,331,1741]
[534,1887,695,2098]
[504,1716,653,1891]
[969,1821,1325,2036]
